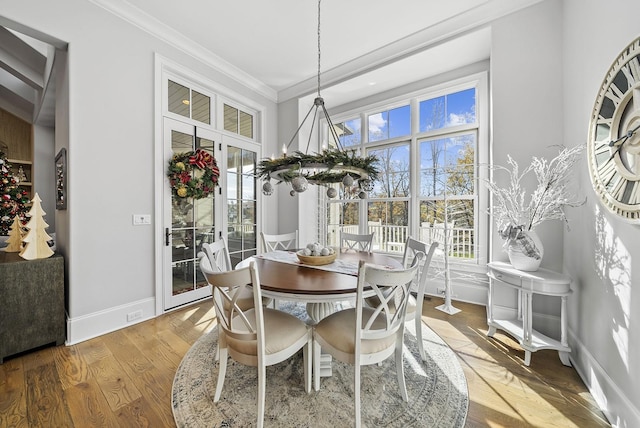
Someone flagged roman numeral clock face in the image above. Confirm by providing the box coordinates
[588,37,640,221]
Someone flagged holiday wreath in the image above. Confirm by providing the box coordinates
[167,149,220,199]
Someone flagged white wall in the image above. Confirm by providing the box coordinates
[562,1,640,426]
[274,97,299,238]
[33,124,55,230]
[1,0,277,338]
[490,0,565,273]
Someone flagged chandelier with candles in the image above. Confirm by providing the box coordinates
[256,0,379,198]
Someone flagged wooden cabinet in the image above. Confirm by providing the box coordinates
[0,252,65,363]
[486,261,572,367]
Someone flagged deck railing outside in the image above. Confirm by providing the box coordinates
[334,223,475,259]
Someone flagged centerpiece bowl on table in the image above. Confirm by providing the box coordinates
[296,243,337,266]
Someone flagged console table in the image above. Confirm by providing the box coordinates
[0,252,65,363]
[486,261,572,366]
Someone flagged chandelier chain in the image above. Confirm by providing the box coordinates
[317,0,321,98]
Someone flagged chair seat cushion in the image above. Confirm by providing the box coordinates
[314,308,397,355]
[227,308,309,356]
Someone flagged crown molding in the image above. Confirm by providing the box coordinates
[279,0,543,102]
[89,0,277,102]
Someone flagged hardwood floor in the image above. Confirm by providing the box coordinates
[0,297,610,427]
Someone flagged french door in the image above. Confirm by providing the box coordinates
[163,118,221,310]
[162,118,260,310]
[222,134,259,268]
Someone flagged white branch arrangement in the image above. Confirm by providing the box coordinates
[485,145,585,244]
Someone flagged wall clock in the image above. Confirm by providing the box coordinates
[588,36,640,221]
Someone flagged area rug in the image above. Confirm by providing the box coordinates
[172,302,468,427]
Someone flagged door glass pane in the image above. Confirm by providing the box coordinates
[227,145,257,267]
[197,136,214,153]
[242,175,255,200]
[168,80,190,118]
[242,150,256,173]
[194,196,214,228]
[192,90,211,125]
[170,129,215,296]
[193,137,216,229]
[172,130,192,151]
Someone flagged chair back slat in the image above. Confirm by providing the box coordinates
[201,263,262,342]
[202,238,232,272]
[355,254,422,343]
[340,232,374,253]
[402,236,438,293]
[261,231,299,252]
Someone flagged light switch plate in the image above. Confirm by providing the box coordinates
[133,214,151,225]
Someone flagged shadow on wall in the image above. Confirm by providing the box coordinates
[593,204,632,373]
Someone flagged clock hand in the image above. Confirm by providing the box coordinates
[609,123,640,147]
[607,123,640,161]
[608,140,626,162]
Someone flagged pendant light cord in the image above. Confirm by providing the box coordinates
[283,0,344,154]
[317,0,321,98]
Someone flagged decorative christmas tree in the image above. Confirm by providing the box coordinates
[19,193,54,260]
[0,150,30,236]
[4,215,25,252]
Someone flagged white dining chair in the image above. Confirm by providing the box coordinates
[340,231,374,253]
[365,236,438,361]
[261,230,299,252]
[199,238,271,359]
[201,237,232,272]
[312,255,423,428]
[203,261,312,428]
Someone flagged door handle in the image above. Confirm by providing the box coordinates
[165,228,171,246]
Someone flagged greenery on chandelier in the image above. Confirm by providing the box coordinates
[256,149,380,184]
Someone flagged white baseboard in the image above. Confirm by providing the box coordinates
[66,297,156,345]
[568,330,640,428]
[424,272,489,306]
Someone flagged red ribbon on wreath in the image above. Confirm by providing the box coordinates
[189,149,212,169]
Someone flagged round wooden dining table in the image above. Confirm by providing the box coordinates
[244,250,402,304]
[238,250,403,377]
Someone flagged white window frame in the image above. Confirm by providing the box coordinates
[321,71,489,271]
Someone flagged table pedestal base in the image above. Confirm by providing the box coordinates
[306,302,335,323]
[306,302,337,377]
